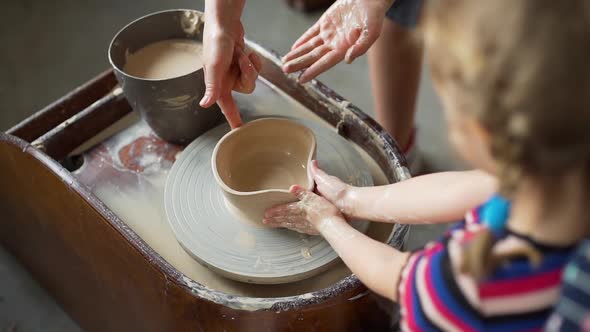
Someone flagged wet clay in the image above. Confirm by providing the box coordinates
[225,151,306,192]
[215,119,314,193]
[212,118,316,230]
[123,39,203,79]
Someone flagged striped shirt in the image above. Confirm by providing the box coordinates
[545,239,590,331]
[398,205,575,332]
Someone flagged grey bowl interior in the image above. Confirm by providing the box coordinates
[107,9,223,144]
[109,9,204,74]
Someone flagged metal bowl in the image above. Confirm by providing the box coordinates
[108,9,223,144]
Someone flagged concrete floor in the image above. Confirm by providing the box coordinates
[1,0,458,330]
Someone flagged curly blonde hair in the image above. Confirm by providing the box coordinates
[423,0,590,196]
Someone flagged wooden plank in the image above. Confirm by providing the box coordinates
[7,70,117,142]
[31,87,132,161]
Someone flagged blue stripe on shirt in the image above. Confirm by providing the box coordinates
[430,248,481,330]
[409,254,441,332]
[486,315,550,332]
[486,252,571,282]
[544,240,590,331]
[407,245,552,332]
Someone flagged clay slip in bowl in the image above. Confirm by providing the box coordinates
[212,118,316,222]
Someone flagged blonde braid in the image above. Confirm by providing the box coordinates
[424,0,590,278]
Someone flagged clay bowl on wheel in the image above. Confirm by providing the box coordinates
[212,118,316,222]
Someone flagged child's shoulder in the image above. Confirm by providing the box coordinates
[399,216,576,331]
[443,194,510,240]
[438,204,487,242]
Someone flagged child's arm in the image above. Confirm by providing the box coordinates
[266,186,409,301]
[310,160,497,224]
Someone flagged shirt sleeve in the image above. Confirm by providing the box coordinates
[398,237,483,331]
[398,225,567,332]
[397,211,483,331]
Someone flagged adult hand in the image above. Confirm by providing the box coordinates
[263,184,343,235]
[200,0,262,129]
[282,0,392,83]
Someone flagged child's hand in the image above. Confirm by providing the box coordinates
[263,185,344,235]
[310,160,356,215]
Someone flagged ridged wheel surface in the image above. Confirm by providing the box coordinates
[165,119,372,284]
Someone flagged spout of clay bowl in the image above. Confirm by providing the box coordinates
[212,118,316,222]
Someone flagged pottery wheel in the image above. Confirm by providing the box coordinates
[165,118,373,284]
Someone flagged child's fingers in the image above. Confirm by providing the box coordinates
[289,185,308,200]
[311,160,320,169]
[263,218,305,230]
[311,160,337,182]
[311,160,346,196]
[310,160,326,178]
[263,215,307,226]
[290,186,327,214]
[264,202,303,218]
[292,226,320,236]
[263,220,302,230]
[263,218,288,227]
[263,218,318,235]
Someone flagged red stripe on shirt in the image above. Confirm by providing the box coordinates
[466,210,478,224]
[424,242,443,256]
[402,254,423,331]
[459,230,479,244]
[423,251,477,332]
